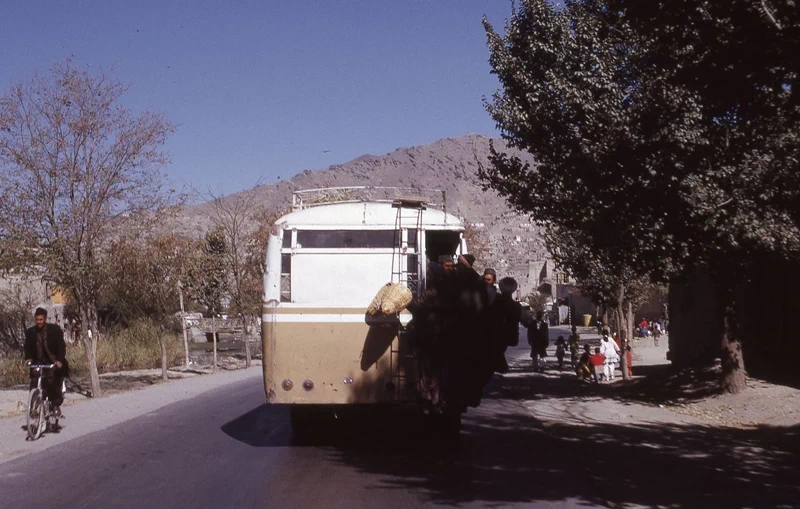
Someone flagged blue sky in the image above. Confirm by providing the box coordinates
[0,1,512,197]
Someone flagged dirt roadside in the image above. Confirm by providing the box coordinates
[0,356,259,419]
[515,326,800,429]
[0,361,263,464]
[492,326,800,509]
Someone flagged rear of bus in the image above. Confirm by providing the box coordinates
[261,201,464,409]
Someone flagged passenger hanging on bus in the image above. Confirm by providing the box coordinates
[445,254,490,410]
[467,276,520,406]
[412,254,458,409]
[483,268,498,305]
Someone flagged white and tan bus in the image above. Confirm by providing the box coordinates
[261,187,466,431]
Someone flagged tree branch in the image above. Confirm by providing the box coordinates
[761,0,783,30]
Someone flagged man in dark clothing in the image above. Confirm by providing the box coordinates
[483,268,498,305]
[488,277,522,372]
[444,254,488,409]
[24,308,69,415]
[527,310,549,372]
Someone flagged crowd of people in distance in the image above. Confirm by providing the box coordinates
[408,253,667,411]
[637,316,667,346]
[573,331,628,383]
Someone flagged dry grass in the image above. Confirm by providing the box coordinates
[0,352,28,387]
[0,320,185,387]
[68,320,184,376]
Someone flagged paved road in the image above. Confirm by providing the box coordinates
[3,330,793,509]
[0,341,597,509]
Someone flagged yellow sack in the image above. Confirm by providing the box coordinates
[367,282,413,316]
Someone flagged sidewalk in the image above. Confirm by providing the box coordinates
[0,366,263,464]
[479,325,800,508]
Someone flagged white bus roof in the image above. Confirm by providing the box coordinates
[276,202,463,229]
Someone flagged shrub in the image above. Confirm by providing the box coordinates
[0,352,29,388]
[67,319,184,376]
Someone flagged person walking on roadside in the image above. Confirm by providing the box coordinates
[567,326,580,368]
[653,321,663,347]
[577,344,594,381]
[527,311,549,373]
[625,344,634,377]
[599,333,621,381]
[589,347,605,383]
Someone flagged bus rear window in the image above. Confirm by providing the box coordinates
[296,230,396,248]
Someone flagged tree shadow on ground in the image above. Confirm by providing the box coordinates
[330,412,799,508]
[221,366,799,508]
[507,352,722,406]
[329,379,799,508]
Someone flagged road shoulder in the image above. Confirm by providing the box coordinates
[0,366,263,464]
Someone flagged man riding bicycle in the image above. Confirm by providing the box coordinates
[23,308,69,417]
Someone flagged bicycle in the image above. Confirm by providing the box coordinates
[25,364,65,441]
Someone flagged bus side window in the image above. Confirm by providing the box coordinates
[280,253,291,302]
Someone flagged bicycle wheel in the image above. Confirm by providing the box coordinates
[25,389,44,440]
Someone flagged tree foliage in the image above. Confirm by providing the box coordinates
[0,60,176,396]
[205,188,284,367]
[103,233,193,380]
[187,228,228,318]
[481,0,800,392]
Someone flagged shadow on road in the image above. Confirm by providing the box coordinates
[221,364,800,508]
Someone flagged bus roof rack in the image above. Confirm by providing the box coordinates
[391,196,428,209]
[292,186,446,213]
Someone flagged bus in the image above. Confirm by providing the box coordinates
[261,187,466,432]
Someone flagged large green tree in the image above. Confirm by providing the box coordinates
[185,228,228,373]
[481,0,800,392]
[104,233,194,380]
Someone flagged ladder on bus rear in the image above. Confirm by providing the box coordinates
[389,198,426,400]
[390,198,425,291]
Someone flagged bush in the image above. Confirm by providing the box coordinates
[67,319,184,376]
[0,352,29,388]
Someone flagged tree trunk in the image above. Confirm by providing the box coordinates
[212,315,217,374]
[615,283,630,381]
[80,303,102,398]
[243,316,252,369]
[178,282,190,369]
[716,281,747,393]
[159,325,168,382]
[626,301,634,350]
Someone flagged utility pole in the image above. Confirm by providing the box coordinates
[211,315,217,373]
[178,281,190,369]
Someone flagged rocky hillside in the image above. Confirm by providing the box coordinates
[179,134,549,292]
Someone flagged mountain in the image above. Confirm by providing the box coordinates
[179,134,550,293]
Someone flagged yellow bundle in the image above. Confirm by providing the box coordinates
[367,282,413,316]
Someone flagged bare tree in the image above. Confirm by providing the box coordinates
[206,187,266,369]
[0,60,175,397]
[0,277,39,356]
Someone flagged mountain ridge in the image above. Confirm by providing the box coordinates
[179,134,549,293]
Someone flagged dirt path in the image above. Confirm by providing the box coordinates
[497,327,800,508]
[531,326,800,428]
[0,365,263,463]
